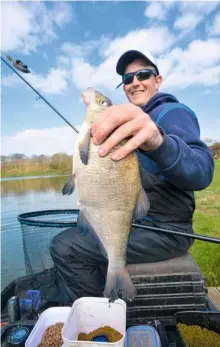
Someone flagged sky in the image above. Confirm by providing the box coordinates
[1,0,220,156]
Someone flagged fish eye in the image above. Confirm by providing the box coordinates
[100,99,108,106]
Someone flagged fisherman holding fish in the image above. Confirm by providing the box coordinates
[50,50,214,303]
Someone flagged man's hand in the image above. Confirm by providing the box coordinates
[91,104,164,161]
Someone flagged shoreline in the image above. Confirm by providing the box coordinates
[1,170,71,180]
[1,173,69,182]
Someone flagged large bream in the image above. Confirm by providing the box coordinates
[62,87,150,302]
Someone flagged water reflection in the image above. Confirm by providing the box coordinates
[1,175,77,289]
[1,175,69,196]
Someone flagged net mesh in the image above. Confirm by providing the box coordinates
[17,209,79,276]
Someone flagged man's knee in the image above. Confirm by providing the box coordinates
[50,227,77,259]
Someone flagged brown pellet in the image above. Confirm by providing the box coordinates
[37,322,64,347]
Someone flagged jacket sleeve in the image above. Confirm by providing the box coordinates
[141,108,215,191]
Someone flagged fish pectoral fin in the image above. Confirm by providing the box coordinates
[98,241,108,260]
[77,211,95,236]
[78,121,91,165]
[77,211,99,241]
[62,174,75,195]
[77,211,108,259]
[134,187,150,219]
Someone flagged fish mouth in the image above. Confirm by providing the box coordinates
[81,87,96,105]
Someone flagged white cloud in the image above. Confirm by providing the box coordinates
[1,2,36,53]
[173,2,219,33]
[61,36,110,59]
[180,39,220,68]
[174,13,202,31]
[56,55,71,68]
[61,42,85,58]
[163,64,220,89]
[157,37,220,82]
[71,58,96,90]
[68,22,220,92]
[50,2,74,27]
[69,26,175,90]
[1,127,80,156]
[156,47,183,78]
[2,67,69,94]
[160,38,220,89]
[28,68,69,94]
[2,2,219,97]
[1,2,73,53]
[179,2,218,15]
[103,27,175,57]
[144,1,175,21]
[207,10,220,36]
[1,74,23,88]
[144,3,167,21]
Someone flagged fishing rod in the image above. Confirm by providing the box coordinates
[132,222,220,245]
[1,55,79,134]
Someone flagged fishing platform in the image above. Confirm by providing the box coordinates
[1,209,220,346]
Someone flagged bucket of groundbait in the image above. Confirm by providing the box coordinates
[62,297,126,347]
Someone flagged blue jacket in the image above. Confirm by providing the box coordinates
[136,92,214,231]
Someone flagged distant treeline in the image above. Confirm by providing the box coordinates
[1,153,72,178]
[1,142,220,178]
[209,142,220,159]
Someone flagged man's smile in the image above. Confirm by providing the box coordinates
[131,90,145,95]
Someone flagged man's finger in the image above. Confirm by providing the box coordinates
[92,107,111,135]
[110,129,152,161]
[98,118,142,157]
[92,107,130,145]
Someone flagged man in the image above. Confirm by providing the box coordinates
[50,50,214,302]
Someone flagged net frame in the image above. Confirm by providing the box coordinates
[17,209,79,275]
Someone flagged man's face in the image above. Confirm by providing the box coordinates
[123,59,162,107]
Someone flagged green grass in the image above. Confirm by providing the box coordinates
[190,159,220,286]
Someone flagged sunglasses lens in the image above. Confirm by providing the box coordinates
[123,74,134,85]
[122,69,155,86]
[137,70,152,81]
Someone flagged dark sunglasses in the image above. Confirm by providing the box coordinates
[116,68,157,89]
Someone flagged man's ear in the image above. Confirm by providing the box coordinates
[155,75,163,91]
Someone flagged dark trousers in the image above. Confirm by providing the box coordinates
[50,220,192,302]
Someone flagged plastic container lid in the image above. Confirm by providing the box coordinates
[125,325,162,347]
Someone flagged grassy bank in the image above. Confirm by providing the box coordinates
[1,153,72,178]
[1,168,71,178]
[190,159,220,286]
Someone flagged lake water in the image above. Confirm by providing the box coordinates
[1,175,78,290]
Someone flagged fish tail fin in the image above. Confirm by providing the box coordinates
[104,267,136,303]
[62,174,75,195]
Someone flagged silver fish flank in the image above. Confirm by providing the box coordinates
[62,87,150,302]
